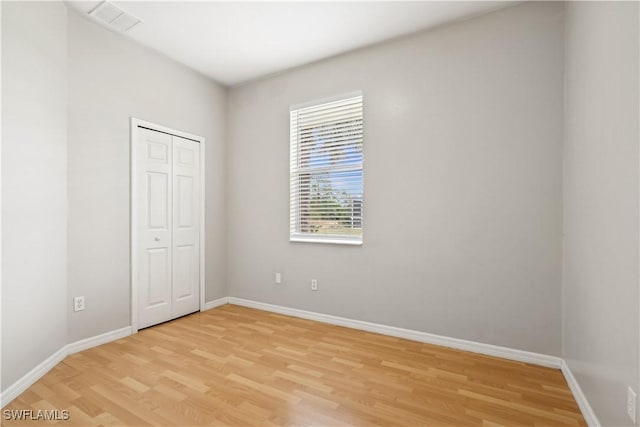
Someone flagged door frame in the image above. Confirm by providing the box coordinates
[130,117,206,333]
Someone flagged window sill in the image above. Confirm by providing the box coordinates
[290,235,363,246]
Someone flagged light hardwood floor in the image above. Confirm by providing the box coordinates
[3,304,586,426]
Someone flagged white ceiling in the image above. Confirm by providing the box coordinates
[67,1,514,86]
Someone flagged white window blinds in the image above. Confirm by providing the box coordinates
[290,93,363,245]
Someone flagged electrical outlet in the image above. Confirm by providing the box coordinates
[275,272,282,284]
[73,296,85,312]
[628,387,637,423]
[311,279,318,291]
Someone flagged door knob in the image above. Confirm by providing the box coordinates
[154,237,160,241]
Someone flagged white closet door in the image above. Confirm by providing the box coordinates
[171,136,200,318]
[136,128,173,329]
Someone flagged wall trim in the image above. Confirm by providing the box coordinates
[228,298,608,423]
[1,326,132,408]
[0,346,67,408]
[227,297,562,369]
[1,300,599,427]
[560,360,601,427]
[203,297,229,311]
[66,326,132,355]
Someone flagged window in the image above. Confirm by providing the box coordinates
[290,92,363,245]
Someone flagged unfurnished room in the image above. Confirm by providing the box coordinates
[1,1,638,426]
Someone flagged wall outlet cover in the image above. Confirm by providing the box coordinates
[73,296,85,312]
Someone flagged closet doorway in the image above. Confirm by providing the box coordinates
[130,118,205,331]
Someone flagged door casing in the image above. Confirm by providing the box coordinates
[130,117,206,333]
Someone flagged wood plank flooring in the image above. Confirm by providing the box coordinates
[3,304,586,426]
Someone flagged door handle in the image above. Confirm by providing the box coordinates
[154,237,160,241]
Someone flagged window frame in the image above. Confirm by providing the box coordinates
[289,91,364,246]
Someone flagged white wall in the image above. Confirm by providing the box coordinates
[227,2,565,355]
[1,1,68,390]
[66,11,227,342]
[563,2,639,426]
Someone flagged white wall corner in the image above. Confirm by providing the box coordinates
[65,326,132,355]
[203,297,229,311]
[1,326,132,409]
[560,360,601,427]
[0,346,67,408]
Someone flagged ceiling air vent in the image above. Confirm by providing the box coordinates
[88,1,141,32]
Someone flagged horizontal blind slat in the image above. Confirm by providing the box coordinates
[297,106,362,123]
[298,113,362,128]
[298,119,362,135]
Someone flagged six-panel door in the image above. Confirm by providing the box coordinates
[136,127,200,329]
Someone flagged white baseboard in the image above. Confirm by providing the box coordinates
[0,346,67,408]
[66,326,132,355]
[1,326,132,408]
[1,297,231,408]
[203,297,229,311]
[561,360,601,427]
[2,298,597,427]
[227,297,562,369]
